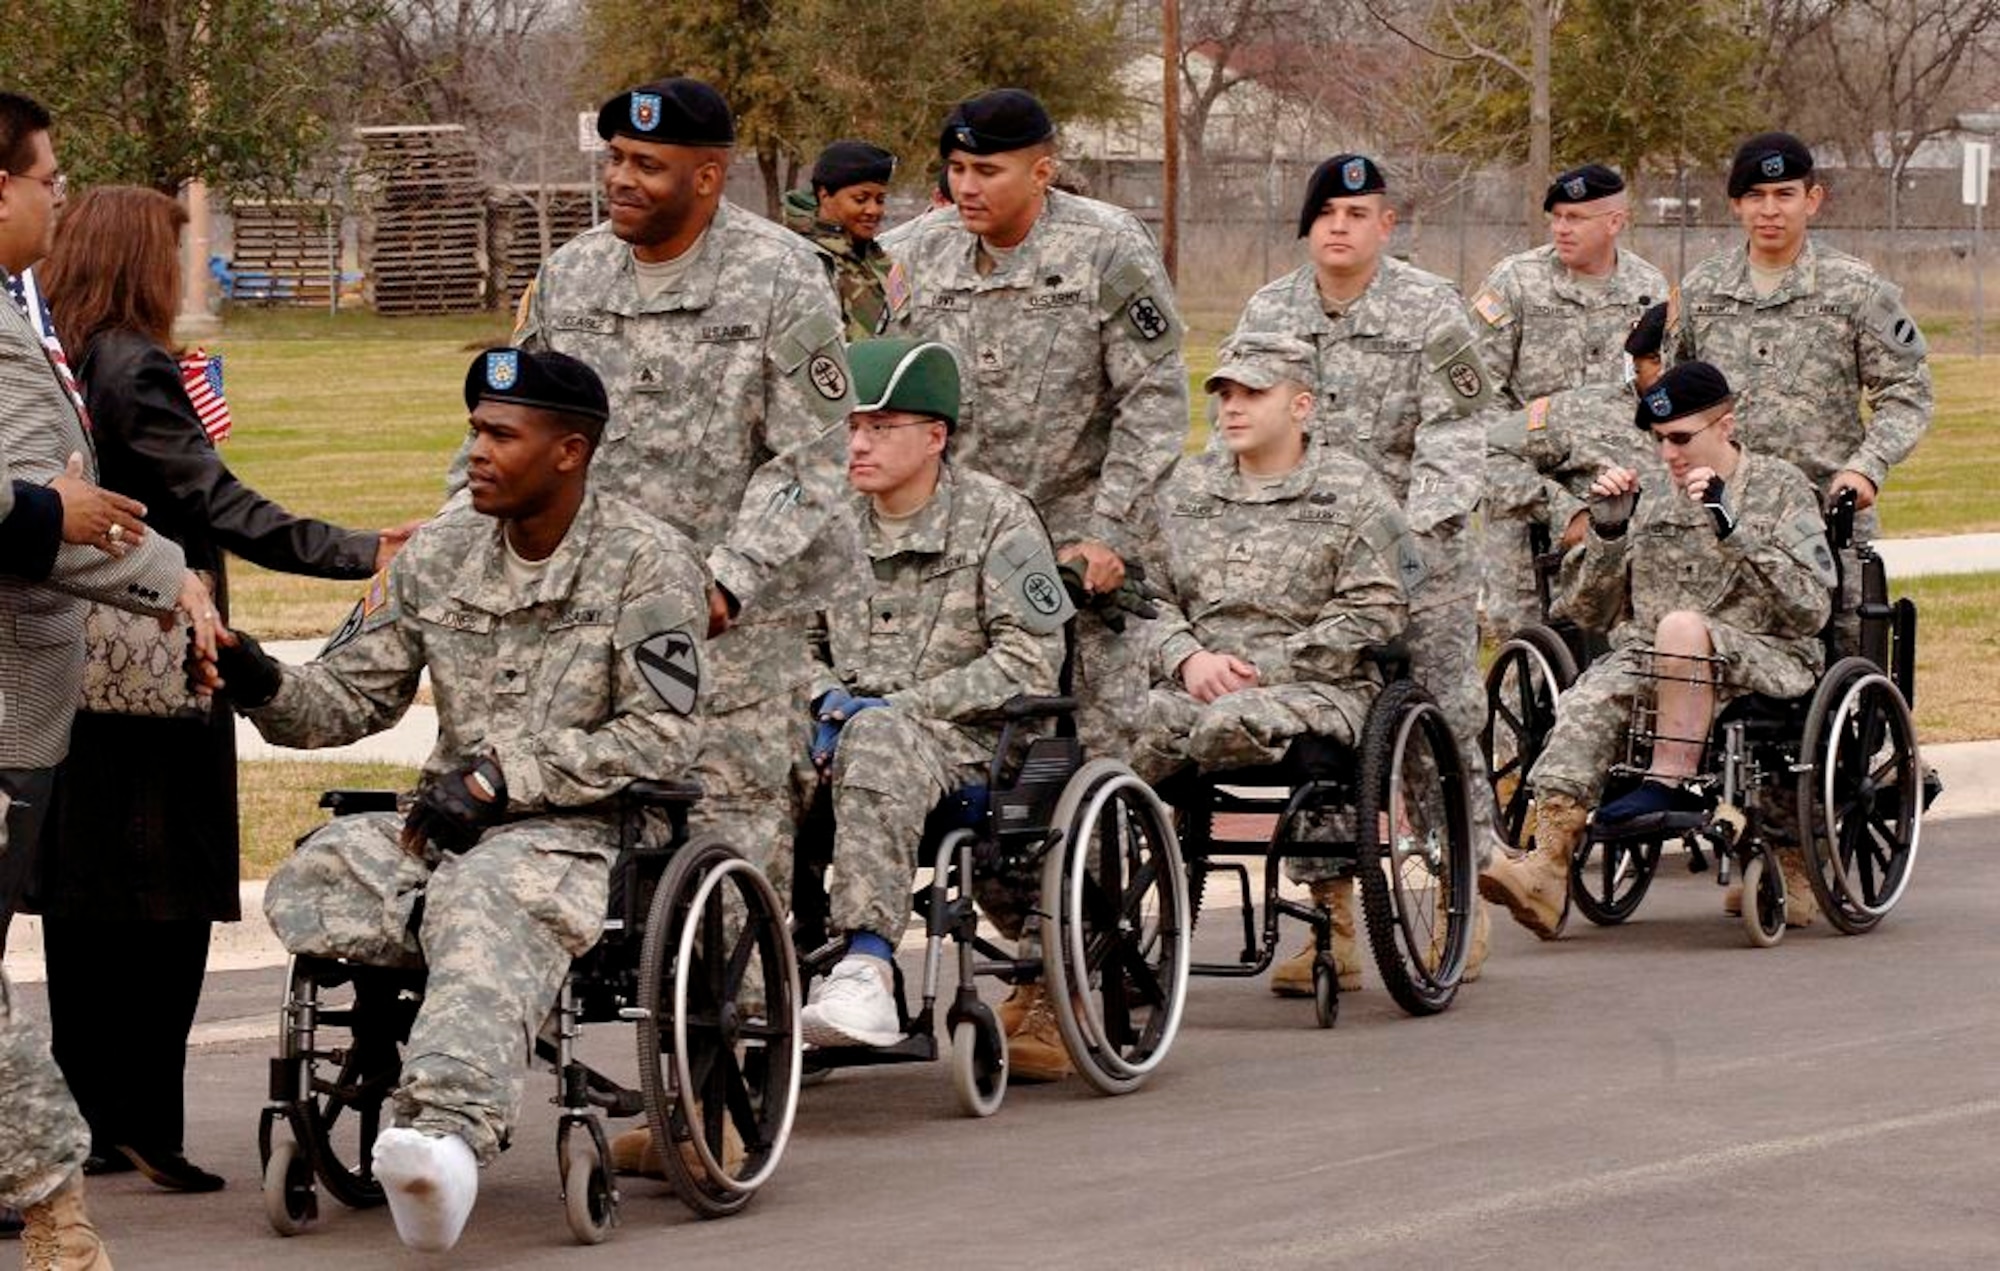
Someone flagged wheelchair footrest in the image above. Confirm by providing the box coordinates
[805,1033,939,1069]
[1588,809,1711,843]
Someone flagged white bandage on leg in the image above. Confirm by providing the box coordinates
[372,1127,479,1252]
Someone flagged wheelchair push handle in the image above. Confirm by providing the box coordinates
[1825,486,1858,552]
[1002,694,1080,720]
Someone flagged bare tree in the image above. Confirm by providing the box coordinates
[1361,0,1565,242]
[1768,0,2000,232]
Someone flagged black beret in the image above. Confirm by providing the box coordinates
[1728,131,1813,198]
[597,78,734,147]
[812,140,896,194]
[1624,302,1668,358]
[939,89,1054,158]
[1297,154,1386,237]
[465,348,610,425]
[1544,163,1625,211]
[1635,361,1732,430]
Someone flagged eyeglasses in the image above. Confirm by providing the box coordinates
[1651,416,1721,448]
[6,169,66,200]
[847,418,938,440]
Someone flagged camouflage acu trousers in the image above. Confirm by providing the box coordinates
[825,707,983,944]
[1073,609,1145,758]
[1481,504,1546,637]
[0,970,89,1209]
[1132,681,1372,785]
[264,812,611,1164]
[1408,532,1501,864]
[688,687,816,905]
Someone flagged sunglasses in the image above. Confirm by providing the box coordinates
[1651,415,1722,448]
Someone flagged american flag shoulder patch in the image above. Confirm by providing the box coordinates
[1526,397,1550,432]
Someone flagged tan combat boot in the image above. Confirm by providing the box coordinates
[1478,793,1586,940]
[20,1176,111,1271]
[1271,879,1360,996]
[1777,847,1819,928]
[607,1107,744,1180]
[1003,984,1074,1083]
[1424,892,1489,983]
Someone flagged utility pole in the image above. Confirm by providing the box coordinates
[1162,0,1181,281]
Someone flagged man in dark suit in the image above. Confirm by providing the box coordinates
[0,438,147,1267]
[0,90,215,947]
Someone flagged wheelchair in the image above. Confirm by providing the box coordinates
[1159,649,1476,1028]
[789,694,1191,1113]
[257,780,800,1244]
[1483,490,1930,946]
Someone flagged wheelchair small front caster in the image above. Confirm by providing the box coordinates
[1311,956,1340,1030]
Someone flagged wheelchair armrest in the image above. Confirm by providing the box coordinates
[1002,694,1079,720]
[318,789,400,815]
[622,778,704,808]
[1365,639,1412,682]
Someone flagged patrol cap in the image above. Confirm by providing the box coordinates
[1728,131,1814,197]
[1297,154,1386,237]
[1205,332,1317,394]
[849,338,961,428]
[464,347,611,426]
[596,78,734,147]
[1635,361,1732,430]
[939,89,1055,158]
[1544,163,1625,211]
[812,140,896,194]
[1624,302,1668,358]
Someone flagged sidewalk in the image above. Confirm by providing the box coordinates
[9,736,1995,989]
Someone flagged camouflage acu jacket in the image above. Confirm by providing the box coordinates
[1487,381,1652,519]
[248,493,707,813]
[514,202,864,710]
[879,190,1188,557]
[1557,445,1834,663]
[781,189,902,341]
[1231,255,1493,539]
[1148,446,1412,687]
[817,465,1071,759]
[1670,237,1931,499]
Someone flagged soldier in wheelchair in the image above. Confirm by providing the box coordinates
[1138,334,1477,1019]
[786,337,1188,1104]
[215,350,718,1250]
[1481,361,1841,940]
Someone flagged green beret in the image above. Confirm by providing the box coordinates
[849,339,961,428]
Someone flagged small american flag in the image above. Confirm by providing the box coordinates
[179,348,232,444]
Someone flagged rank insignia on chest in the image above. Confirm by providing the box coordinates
[1226,542,1255,564]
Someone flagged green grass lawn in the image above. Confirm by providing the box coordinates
[238,759,420,878]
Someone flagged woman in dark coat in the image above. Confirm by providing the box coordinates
[35,186,419,1191]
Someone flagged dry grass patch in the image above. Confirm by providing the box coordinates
[1899,570,2000,744]
[1876,355,2000,538]
[239,759,419,878]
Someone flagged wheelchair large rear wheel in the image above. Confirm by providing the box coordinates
[1041,758,1190,1097]
[1569,836,1662,926]
[636,836,800,1219]
[1483,625,1578,853]
[1357,681,1473,1016]
[1796,657,1922,934]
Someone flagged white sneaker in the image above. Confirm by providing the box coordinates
[800,956,901,1048]
[372,1127,479,1251]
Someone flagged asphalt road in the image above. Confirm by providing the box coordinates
[37,814,1998,1269]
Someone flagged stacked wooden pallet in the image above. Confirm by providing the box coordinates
[355,125,489,315]
[225,201,338,306]
[488,185,597,311]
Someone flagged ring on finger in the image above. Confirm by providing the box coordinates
[106,523,124,541]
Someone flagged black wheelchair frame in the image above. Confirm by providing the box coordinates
[1161,651,1477,1027]
[258,780,800,1244]
[789,693,1191,1112]
[1482,490,1929,946]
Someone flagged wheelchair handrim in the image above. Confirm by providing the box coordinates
[672,855,801,1194]
[1815,671,1921,918]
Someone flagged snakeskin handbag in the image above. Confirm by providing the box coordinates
[78,571,212,719]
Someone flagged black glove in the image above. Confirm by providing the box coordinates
[1058,558,1161,634]
[215,630,283,709]
[1700,475,1736,540]
[1588,484,1640,540]
[403,754,508,855]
